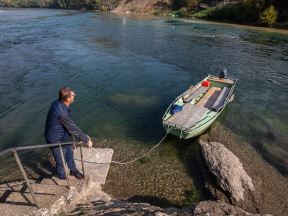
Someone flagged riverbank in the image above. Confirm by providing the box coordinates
[116,11,288,35]
[87,124,288,215]
[174,18,288,35]
[1,123,287,215]
[1,0,288,30]
[112,0,288,29]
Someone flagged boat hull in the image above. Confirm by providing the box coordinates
[163,105,225,139]
[162,74,236,139]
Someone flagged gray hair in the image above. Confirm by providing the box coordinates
[59,87,74,101]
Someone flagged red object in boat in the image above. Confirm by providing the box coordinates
[202,80,210,87]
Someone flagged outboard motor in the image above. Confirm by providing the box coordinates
[219,69,227,79]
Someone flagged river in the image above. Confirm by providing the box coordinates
[0,8,287,206]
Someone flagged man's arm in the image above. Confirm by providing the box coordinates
[60,114,89,143]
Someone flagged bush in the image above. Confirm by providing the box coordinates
[192,1,277,25]
[178,7,190,17]
[185,0,198,9]
[260,5,278,27]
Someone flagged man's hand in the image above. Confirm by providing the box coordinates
[87,136,93,148]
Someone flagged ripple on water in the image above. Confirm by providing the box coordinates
[0,9,287,203]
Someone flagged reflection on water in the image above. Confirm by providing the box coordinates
[0,8,287,205]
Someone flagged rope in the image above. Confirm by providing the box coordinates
[88,128,172,165]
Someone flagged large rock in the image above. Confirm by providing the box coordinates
[199,123,288,215]
[199,140,254,202]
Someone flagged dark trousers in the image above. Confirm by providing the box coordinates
[50,145,76,179]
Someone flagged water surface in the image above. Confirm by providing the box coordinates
[0,8,287,205]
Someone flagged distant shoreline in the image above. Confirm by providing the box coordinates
[1,6,288,34]
[112,9,288,34]
[170,16,288,35]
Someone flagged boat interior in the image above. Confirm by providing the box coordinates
[165,76,235,130]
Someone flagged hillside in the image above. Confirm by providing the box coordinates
[113,0,288,28]
[112,0,171,13]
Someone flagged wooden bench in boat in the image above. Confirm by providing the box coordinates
[196,87,222,109]
[211,87,231,111]
[166,103,208,130]
[182,86,209,103]
[196,86,231,111]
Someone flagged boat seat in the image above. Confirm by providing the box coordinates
[211,87,231,111]
[196,87,221,109]
[182,86,209,103]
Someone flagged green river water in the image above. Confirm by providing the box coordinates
[0,8,287,206]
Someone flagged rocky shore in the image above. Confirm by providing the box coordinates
[1,123,287,215]
[69,198,269,216]
[84,123,288,216]
[198,123,288,216]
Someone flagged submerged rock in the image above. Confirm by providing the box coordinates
[199,140,254,202]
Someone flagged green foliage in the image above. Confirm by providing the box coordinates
[185,0,199,9]
[172,0,200,10]
[0,0,118,9]
[204,2,262,23]
[191,0,280,26]
[178,7,189,17]
[260,5,278,27]
[172,0,200,17]
[0,0,59,8]
[184,0,285,28]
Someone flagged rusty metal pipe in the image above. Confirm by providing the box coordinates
[12,150,39,208]
[59,146,70,187]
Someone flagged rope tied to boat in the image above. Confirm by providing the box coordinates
[88,128,172,165]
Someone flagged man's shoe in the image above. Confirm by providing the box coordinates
[58,175,66,180]
[70,169,84,179]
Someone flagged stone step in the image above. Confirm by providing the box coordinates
[39,176,84,188]
[0,180,36,216]
[29,183,69,207]
[0,180,68,215]
[0,147,114,215]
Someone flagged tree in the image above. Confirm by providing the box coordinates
[185,0,199,9]
[260,5,278,27]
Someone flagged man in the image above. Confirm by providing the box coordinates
[44,87,92,179]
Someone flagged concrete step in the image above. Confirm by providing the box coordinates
[0,180,36,216]
[40,176,84,188]
[29,183,69,208]
[0,180,68,215]
[0,147,114,215]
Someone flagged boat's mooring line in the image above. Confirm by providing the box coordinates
[89,128,172,165]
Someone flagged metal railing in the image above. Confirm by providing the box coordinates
[0,136,85,208]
